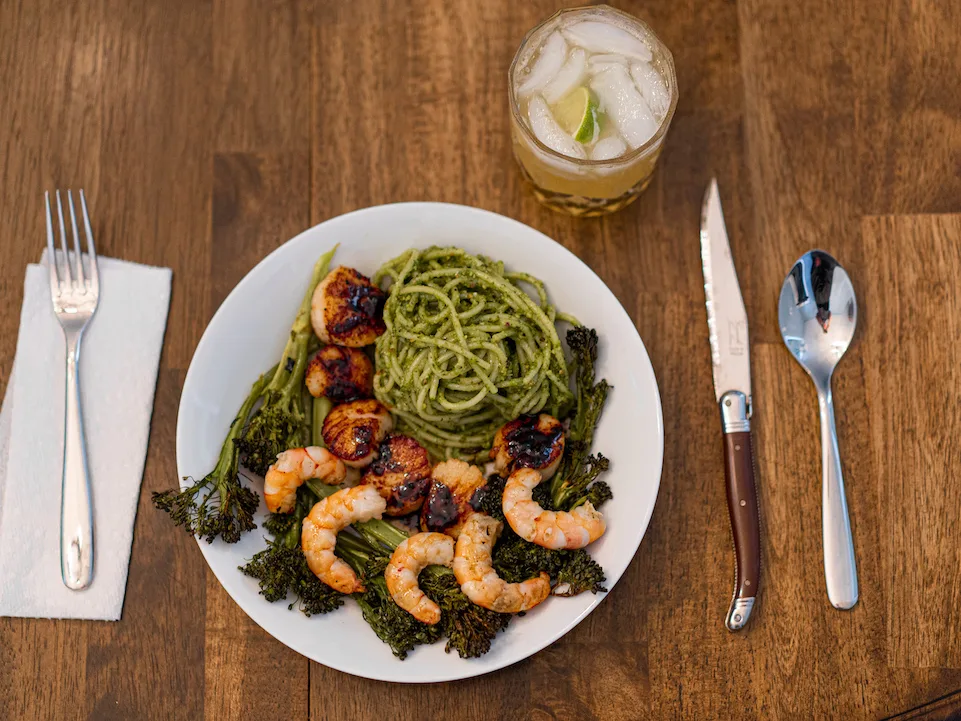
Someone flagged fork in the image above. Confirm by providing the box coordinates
[45,190,100,591]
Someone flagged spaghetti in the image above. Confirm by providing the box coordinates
[373,247,575,459]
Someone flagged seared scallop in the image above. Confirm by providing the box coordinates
[311,266,387,347]
[420,459,486,538]
[322,399,394,468]
[490,413,565,480]
[362,435,432,516]
[306,345,374,402]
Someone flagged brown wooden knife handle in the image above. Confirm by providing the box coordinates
[719,391,760,632]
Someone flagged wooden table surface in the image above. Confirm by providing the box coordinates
[2,0,961,719]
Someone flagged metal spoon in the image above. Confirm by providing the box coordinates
[778,250,858,610]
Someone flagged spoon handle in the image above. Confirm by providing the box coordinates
[817,382,858,609]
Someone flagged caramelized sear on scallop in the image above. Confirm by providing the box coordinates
[306,345,374,403]
[420,459,486,538]
[310,266,387,347]
[361,435,432,516]
[322,399,394,468]
[490,413,565,480]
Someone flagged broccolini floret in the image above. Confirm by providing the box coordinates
[152,372,268,543]
[553,549,607,596]
[493,527,607,597]
[239,490,344,615]
[556,453,612,511]
[469,474,507,521]
[419,564,512,658]
[550,327,613,511]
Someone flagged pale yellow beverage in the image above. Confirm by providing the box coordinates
[509,5,678,216]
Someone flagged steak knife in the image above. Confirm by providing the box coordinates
[700,178,761,631]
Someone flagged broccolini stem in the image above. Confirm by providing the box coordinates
[305,479,337,501]
[213,371,270,477]
[356,517,410,550]
[267,246,338,393]
[420,563,449,582]
[282,501,307,550]
[298,384,314,447]
[336,531,370,557]
[312,397,333,447]
[279,332,312,404]
[334,530,375,573]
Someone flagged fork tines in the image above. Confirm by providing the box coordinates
[45,189,99,296]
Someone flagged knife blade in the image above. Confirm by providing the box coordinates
[700,178,761,632]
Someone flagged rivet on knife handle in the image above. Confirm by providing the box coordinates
[719,390,760,631]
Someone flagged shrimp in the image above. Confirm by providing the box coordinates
[311,266,387,347]
[502,468,606,550]
[301,485,387,594]
[362,435,432,516]
[322,399,394,468]
[453,513,550,613]
[263,446,346,513]
[306,345,374,402]
[419,459,486,538]
[490,413,565,480]
[384,532,455,624]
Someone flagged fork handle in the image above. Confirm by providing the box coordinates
[61,331,94,590]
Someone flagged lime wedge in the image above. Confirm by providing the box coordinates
[553,87,598,143]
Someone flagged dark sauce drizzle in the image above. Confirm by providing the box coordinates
[387,477,431,513]
[351,425,374,459]
[469,485,489,512]
[330,280,386,335]
[504,414,562,470]
[422,482,459,532]
[367,437,403,477]
[322,352,364,402]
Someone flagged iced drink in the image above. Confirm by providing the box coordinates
[510,6,678,216]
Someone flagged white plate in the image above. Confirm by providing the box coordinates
[176,202,663,683]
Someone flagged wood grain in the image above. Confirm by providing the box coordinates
[861,214,961,670]
[212,0,311,152]
[1,0,961,718]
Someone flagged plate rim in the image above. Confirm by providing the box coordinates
[175,201,664,683]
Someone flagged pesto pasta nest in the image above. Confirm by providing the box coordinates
[372,246,577,459]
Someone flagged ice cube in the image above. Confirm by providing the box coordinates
[588,53,630,79]
[543,49,587,104]
[589,60,627,77]
[630,61,670,119]
[563,21,653,61]
[591,136,628,161]
[589,53,629,66]
[527,94,587,159]
[589,64,658,149]
[518,32,568,96]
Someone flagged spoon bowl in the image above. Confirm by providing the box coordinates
[778,250,859,610]
[779,251,857,384]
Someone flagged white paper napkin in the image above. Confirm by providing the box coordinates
[0,255,171,620]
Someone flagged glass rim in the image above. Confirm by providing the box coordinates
[508,4,679,168]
